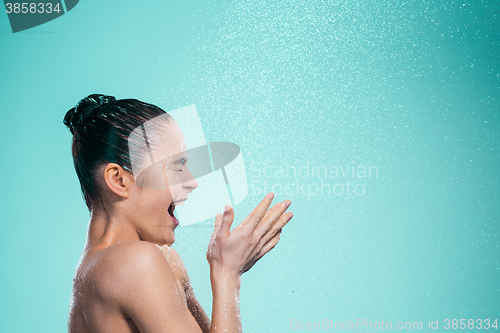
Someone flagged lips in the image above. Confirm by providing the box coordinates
[168,203,179,226]
[174,197,188,206]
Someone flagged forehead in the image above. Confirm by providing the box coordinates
[151,120,187,162]
[128,115,188,180]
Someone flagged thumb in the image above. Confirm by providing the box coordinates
[220,205,234,237]
[209,213,223,247]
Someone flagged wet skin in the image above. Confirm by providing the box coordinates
[68,120,293,333]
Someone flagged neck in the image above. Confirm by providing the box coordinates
[85,205,140,251]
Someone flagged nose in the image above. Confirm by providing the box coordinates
[183,167,199,192]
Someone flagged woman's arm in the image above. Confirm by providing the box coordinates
[108,241,205,333]
[159,246,211,333]
[118,193,291,333]
[207,193,293,332]
[186,286,211,333]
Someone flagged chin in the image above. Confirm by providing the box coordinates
[163,230,175,246]
[145,229,175,247]
[165,235,175,246]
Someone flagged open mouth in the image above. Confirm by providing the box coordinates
[168,203,179,226]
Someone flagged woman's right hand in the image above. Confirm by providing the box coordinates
[206,193,293,278]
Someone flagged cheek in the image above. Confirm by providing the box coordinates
[142,189,173,211]
[168,183,183,200]
[164,173,183,198]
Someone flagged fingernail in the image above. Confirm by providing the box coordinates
[283,200,291,207]
[267,192,275,199]
[224,204,232,212]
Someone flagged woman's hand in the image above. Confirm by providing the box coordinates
[206,193,293,277]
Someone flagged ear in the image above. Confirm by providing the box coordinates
[102,163,134,199]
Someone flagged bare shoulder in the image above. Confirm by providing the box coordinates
[155,245,189,286]
[100,240,167,272]
[164,246,187,271]
[80,241,177,304]
[71,241,202,332]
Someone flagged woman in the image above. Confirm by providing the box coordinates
[64,94,293,333]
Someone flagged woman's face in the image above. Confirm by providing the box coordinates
[133,119,198,246]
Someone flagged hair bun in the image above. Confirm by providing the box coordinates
[64,94,116,134]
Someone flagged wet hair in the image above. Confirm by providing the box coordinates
[63,94,172,210]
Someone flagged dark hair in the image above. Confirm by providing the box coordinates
[64,94,171,210]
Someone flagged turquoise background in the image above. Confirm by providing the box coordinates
[0,0,498,332]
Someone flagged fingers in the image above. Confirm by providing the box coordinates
[208,213,223,247]
[260,200,285,224]
[241,229,283,274]
[257,210,293,249]
[254,199,291,237]
[239,192,275,231]
[207,213,222,261]
[207,194,293,276]
[219,205,234,237]
[260,229,282,257]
